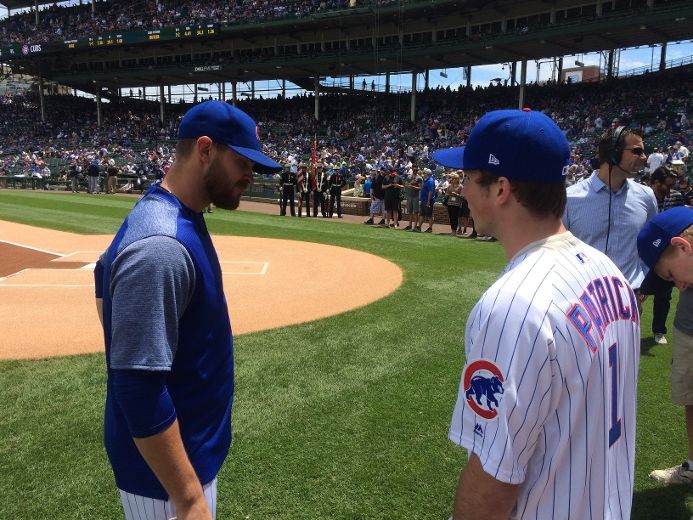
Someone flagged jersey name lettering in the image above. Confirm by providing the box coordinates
[567,275,639,353]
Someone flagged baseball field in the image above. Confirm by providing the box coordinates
[0,190,690,519]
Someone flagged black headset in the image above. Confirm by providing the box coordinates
[606,126,627,166]
[604,125,627,256]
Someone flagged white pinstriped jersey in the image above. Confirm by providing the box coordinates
[450,232,640,520]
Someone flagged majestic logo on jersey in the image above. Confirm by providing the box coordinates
[464,359,505,420]
[575,251,590,264]
[488,154,500,166]
[652,238,662,248]
[474,423,484,437]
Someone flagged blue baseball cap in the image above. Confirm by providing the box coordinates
[637,206,693,269]
[177,100,282,174]
[432,109,570,183]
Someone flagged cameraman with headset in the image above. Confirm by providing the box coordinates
[563,126,658,301]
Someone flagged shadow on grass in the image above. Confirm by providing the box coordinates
[640,336,664,357]
[632,484,692,519]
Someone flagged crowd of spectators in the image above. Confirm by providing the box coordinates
[0,0,659,48]
[1,64,692,193]
[0,0,394,45]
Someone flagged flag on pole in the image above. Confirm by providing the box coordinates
[311,135,317,177]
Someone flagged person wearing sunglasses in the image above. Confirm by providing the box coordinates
[563,127,658,302]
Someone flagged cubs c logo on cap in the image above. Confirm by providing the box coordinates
[463,359,505,420]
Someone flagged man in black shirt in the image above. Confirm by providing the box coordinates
[382,169,404,228]
[106,159,119,194]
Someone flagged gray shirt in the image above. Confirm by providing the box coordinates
[674,288,693,336]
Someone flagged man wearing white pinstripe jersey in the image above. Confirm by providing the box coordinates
[434,109,640,520]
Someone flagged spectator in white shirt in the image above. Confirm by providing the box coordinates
[647,147,665,173]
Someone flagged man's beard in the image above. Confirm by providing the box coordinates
[204,156,242,210]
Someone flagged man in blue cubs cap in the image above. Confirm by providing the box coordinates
[94,100,281,519]
[637,206,693,487]
[437,109,640,520]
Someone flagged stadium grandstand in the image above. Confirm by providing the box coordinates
[0,0,692,202]
[3,5,693,520]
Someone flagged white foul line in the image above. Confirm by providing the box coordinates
[0,239,64,257]
[57,251,102,261]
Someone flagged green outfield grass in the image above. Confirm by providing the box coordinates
[0,190,690,519]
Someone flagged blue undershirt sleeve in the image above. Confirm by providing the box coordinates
[111,369,177,438]
[94,257,104,299]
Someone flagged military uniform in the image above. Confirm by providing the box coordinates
[319,169,330,217]
[297,168,310,217]
[328,170,346,218]
[279,168,297,216]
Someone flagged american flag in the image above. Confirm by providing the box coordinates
[311,135,317,176]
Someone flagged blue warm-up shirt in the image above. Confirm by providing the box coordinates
[95,183,234,500]
[419,176,436,204]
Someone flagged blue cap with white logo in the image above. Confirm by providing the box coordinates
[637,206,693,269]
[432,109,570,183]
[178,100,282,174]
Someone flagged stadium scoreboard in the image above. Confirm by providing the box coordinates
[0,23,218,58]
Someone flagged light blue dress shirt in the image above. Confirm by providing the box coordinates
[563,172,658,289]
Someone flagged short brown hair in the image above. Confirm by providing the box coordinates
[597,127,642,165]
[175,139,197,158]
[650,166,676,185]
[175,139,227,159]
[476,169,566,219]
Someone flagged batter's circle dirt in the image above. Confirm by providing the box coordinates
[0,220,402,360]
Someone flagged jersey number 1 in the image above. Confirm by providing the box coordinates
[608,343,622,447]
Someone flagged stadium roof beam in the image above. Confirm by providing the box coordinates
[423,56,451,69]
[643,25,673,42]
[594,33,623,49]
[542,39,582,55]
[491,45,530,60]
[8,0,693,93]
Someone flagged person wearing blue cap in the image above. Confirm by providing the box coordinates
[94,100,281,520]
[414,168,435,232]
[637,206,693,486]
[435,109,640,520]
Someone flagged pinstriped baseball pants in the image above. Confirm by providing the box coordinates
[118,478,217,520]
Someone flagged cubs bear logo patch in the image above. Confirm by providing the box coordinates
[463,359,505,420]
